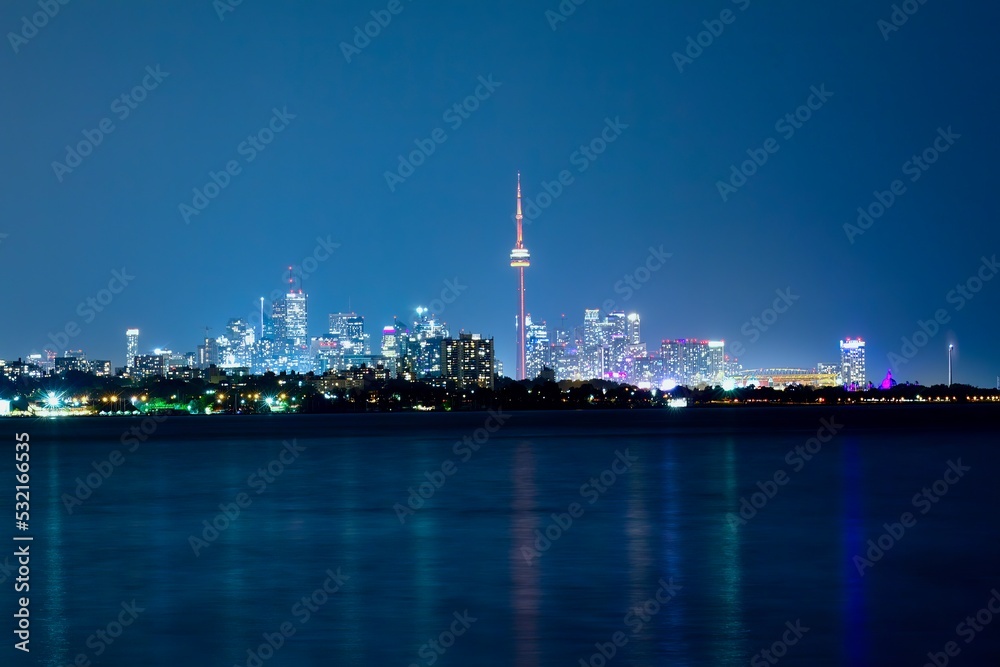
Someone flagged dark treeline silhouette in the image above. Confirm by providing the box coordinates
[1,370,996,415]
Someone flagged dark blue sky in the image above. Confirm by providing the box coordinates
[3,1,999,385]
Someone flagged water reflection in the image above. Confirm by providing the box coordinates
[659,442,687,662]
[511,441,539,667]
[714,439,744,665]
[626,455,652,664]
[842,439,868,664]
[42,443,69,666]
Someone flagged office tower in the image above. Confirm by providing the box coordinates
[329,312,355,337]
[220,319,255,368]
[410,307,449,378]
[271,288,310,372]
[126,328,139,368]
[328,312,368,362]
[381,326,398,358]
[627,313,641,346]
[604,311,628,379]
[840,338,867,390]
[509,173,531,380]
[198,334,219,369]
[524,315,550,380]
[442,333,495,389]
[707,341,726,386]
[582,308,602,379]
[284,290,308,346]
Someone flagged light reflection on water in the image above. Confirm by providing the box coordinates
[20,410,1000,665]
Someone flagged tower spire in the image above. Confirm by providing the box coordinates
[510,172,531,380]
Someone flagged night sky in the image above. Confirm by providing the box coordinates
[3,1,998,386]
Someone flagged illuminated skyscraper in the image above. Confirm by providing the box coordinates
[840,338,867,389]
[660,339,719,387]
[627,313,641,346]
[581,308,602,378]
[409,307,449,378]
[509,173,530,380]
[442,333,495,389]
[604,311,627,379]
[220,318,255,368]
[126,328,139,368]
[272,290,308,346]
[707,341,726,386]
[524,315,550,380]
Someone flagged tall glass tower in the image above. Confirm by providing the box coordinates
[125,328,139,368]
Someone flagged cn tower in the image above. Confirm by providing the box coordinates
[510,172,530,380]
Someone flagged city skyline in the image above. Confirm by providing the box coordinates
[2,2,998,386]
[4,265,959,389]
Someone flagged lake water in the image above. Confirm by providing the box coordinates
[9,406,1000,665]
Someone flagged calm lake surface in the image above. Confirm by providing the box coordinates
[9,406,1000,665]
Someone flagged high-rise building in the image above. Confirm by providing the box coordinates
[328,312,368,362]
[604,311,628,379]
[126,328,139,368]
[627,313,641,346]
[509,173,531,380]
[840,338,867,389]
[282,290,308,347]
[582,308,602,379]
[409,308,449,378]
[220,319,255,369]
[271,289,310,372]
[442,333,495,389]
[134,354,165,379]
[707,341,726,386]
[660,339,717,387]
[525,315,550,380]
